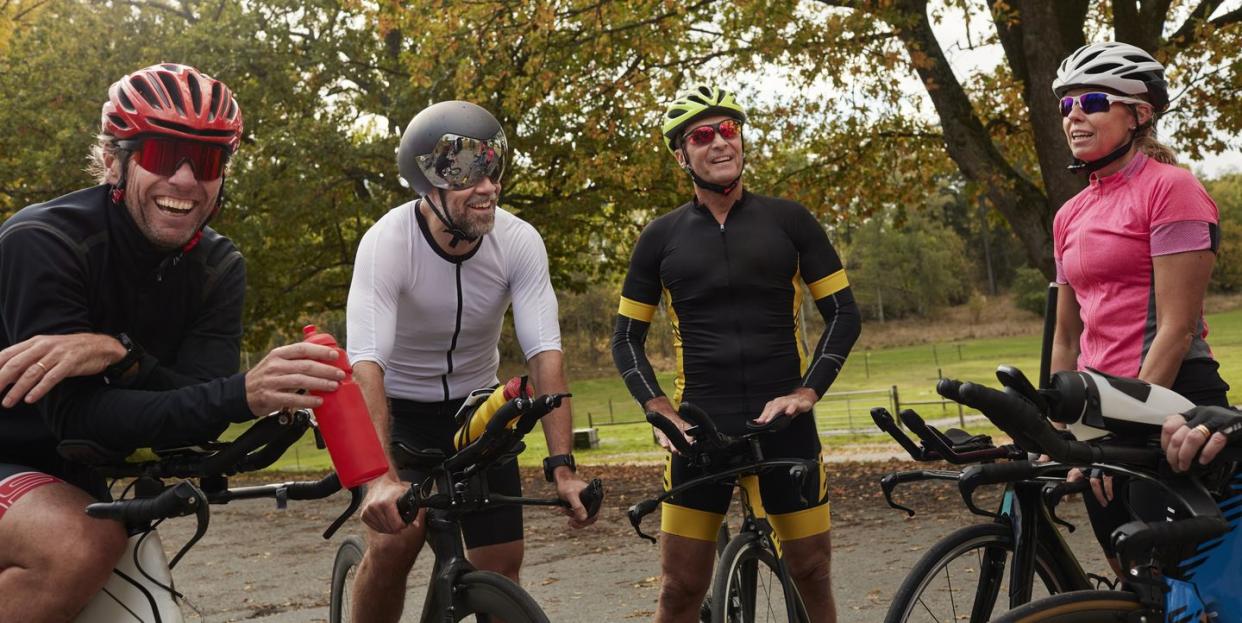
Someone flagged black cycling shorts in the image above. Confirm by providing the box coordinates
[661,410,830,542]
[389,397,523,549]
[1085,358,1231,556]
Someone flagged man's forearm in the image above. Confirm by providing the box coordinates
[353,361,397,478]
[528,350,574,457]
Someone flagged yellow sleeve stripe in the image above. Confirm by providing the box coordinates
[618,296,657,322]
[808,269,849,300]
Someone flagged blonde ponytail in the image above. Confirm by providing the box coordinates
[1134,122,1177,165]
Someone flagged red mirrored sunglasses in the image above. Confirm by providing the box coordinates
[684,118,743,147]
[119,138,230,181]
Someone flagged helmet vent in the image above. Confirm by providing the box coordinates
[107,114,129,129]
[1085,62,1121,74]
[117,90,137,113]
[157,71,187,116]
[129,76,164,110]
[1078,50,1104,66]
[225,99,237,121]
[149,118,238,138]
[187,72,203,115]
[209,83,223,122]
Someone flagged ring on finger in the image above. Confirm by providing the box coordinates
[1192,424,1213,440]
[34,361,49,373]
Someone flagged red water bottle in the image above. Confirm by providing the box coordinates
[302,325,387,488]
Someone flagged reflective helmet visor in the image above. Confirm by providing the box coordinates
[414,130,507,191]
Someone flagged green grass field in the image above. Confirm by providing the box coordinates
[240,306,1242,472]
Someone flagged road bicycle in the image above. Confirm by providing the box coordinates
[870,390,1095,623]
[56,409,359,622]
[328,391,604,623]
[628,404,822,623]
[939,369,1242,623]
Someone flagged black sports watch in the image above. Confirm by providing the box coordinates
[543,454,576,482]
[103,332,143,384]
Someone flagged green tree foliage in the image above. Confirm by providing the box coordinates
[1011,266,1051,316]
[3,1,1239,351]
[845,210,972,321]
[1208,173,1242,291]
[0,0,406,350]
[782,1,1242,278]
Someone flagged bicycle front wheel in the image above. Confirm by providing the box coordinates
[329,536,365,623]
[448,570,550,623]
[885,522,1067,623]
[710,532,809,623]
[989,590,1142,622]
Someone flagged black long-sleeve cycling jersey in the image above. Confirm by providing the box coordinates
[0,185,253,482]
[611,192,861,419]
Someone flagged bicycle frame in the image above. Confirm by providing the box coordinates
[76,530,181,622]
[63,411,356,623]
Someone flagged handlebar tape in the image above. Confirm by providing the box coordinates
[85,481,200,524]
[283,473,342,500]
[955,381,1160,467]
[578,478,605,519]
[1113,516,1230,563]
[960,461,1038,492]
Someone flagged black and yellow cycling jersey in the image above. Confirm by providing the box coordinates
[612,191,859,418]
[611,191,860,541]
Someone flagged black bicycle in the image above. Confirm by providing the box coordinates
[327,392,604,623]
[942,373,1242,623]
[871,366,1097,623]
[628,404,820,623]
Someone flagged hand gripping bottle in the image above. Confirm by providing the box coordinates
[454,377,534,450]
[302,325,387,488]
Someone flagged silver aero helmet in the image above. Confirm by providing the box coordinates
[396,101,508,244]
[1052,41,1169,113]
[1046,369,1193,441]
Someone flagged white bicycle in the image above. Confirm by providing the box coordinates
[55,410,359,622]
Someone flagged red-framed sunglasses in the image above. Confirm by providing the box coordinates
[683,118,743,147]
[119,138,230,181]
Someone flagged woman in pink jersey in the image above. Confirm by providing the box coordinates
[1049,41,1230,570]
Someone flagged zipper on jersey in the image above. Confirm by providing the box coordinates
[719,219,750,401]
[442,263,465,401]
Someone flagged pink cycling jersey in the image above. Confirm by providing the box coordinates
[1053,153,1219,377]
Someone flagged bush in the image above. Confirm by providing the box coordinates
[1012,267,1053,317]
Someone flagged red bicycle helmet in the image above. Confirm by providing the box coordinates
[101,63,243,153]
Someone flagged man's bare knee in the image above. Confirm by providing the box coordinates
[361,526,423,577]
[657,534,715,615]
[0,482,128,621]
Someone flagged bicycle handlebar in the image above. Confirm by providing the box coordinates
[645,404,791,469]
[86,480,203,525]
[938,378,1165,467]
[397,477,605,524]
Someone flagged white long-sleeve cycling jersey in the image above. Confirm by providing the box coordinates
[346,200,561,402]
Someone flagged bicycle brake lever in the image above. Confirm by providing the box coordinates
[1043,479,1088,533]
[627,499,659,544]
[324,484,362,540]
[880,472,917,517]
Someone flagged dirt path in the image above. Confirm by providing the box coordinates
[158,461,1109,622]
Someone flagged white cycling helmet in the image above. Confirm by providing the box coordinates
[1052,41,1169,112]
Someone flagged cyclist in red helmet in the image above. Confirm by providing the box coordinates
[0,63,343,622]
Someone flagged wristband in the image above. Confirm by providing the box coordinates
[543,454,576,482]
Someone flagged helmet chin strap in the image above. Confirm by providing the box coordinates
[424,188,478,248]
[680,144,743,196]
[1067,136,1135,175]
[1068,111,1145,175]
